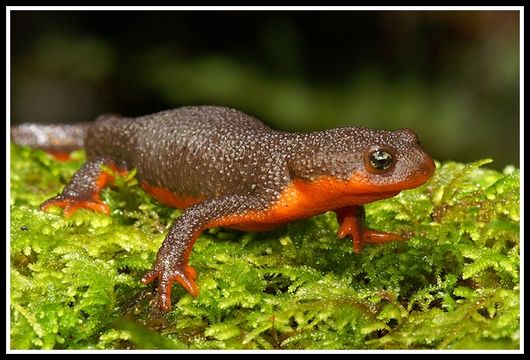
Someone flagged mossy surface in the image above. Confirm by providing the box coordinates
[9,144,520,350]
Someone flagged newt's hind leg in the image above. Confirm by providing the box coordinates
[334,205,406,254]
[41,157,126,217]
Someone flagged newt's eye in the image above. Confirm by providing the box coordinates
[369,149,393,171]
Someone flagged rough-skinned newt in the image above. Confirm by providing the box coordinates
[11,105,436,311]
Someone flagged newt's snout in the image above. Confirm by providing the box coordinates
[406,150,436,189]
[420,149,436,179]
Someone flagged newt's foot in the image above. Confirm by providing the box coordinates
[141,262,199,311]
[338,222,406,254]
[40,195,110,217]
[335,205,407,254]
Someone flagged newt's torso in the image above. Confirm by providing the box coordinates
[12,105,436,310]
[86,107,290,215]
[82,106,433,229]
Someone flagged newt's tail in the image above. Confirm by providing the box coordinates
[11,123,90,156]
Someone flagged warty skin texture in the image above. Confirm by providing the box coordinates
[12,105,436,311]
[85,107,432,204]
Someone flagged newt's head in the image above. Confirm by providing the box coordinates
[288,127,435,203]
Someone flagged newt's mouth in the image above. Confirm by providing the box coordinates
[369,156,436,194]
[404,157,436,189]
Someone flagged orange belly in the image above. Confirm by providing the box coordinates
[208,176,401,231]
[140,182,291,231]
[141,175,402,232]
[140,182,206,209]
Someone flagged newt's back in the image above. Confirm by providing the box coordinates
[86,106,289,201]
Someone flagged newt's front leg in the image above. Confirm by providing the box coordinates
[334,205,406,254]
[141,194,262,311]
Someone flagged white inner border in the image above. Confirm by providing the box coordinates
[5,5,524,354]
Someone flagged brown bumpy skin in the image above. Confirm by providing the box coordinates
[11,106,436,311]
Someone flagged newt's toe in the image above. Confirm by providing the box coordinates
[41,196,110,217]
[362,229,407,244]
[142,265,199,311]
[185,265,197,281]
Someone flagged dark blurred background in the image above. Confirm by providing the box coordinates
[10,10,520,169]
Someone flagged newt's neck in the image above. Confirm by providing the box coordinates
[282,128,358,182]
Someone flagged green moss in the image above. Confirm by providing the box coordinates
[9,144,520,349]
